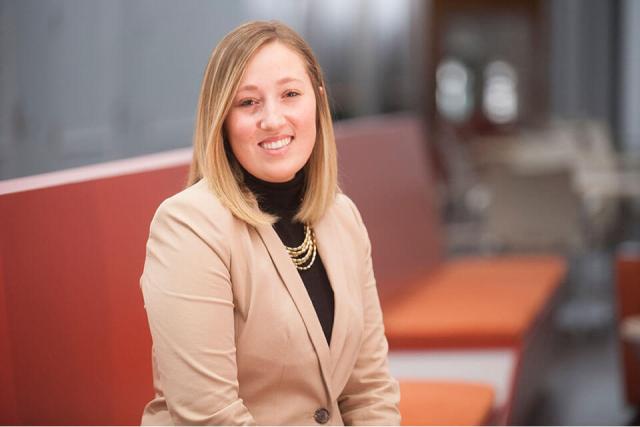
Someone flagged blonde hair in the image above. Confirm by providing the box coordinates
[187,20,338,226]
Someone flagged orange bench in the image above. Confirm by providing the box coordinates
[384,256,565,349]
[334,113,567,425]
[0,115,564,424]
[0,147,498,426]
[399,381,494,426]
[0,147,493,425]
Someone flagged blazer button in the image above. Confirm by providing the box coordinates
[314,408,330,424]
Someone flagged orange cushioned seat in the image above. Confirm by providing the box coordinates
[399,381,495,426]
[384,255,567,349]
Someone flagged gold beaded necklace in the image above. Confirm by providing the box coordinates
[284,224,317,271]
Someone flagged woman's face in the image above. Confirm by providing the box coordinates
[225,41,317,183]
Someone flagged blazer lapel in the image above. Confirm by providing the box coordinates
[254,223,335,401]
[313,213,351,376]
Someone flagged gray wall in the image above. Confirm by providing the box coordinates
[547,0,615,124]
[620,0,640,152]
[2,0,638,179]
[547,0,640,153]
[0,0,422,179]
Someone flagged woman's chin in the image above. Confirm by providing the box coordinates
[261,171,298,183]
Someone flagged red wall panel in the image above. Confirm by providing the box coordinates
[0,254,19,424]
[334,114,444,301]
[0,162,189,424]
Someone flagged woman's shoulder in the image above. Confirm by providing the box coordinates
[325,193,372,256]
[328,192,367,231]
[152,178,235,233]
[326,192,368,244]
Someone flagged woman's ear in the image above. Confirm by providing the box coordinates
[319,86,324,95]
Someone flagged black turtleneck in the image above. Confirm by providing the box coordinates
[242,167,335,345]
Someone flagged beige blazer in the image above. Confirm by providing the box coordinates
[140,178,400,426]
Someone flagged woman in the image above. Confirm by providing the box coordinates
[140,20,400,426]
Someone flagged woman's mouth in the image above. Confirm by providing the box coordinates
[259,136,293,151]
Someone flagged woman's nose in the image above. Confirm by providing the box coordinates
[259,102,286,130]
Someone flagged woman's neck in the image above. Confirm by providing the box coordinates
[241,167,306,219]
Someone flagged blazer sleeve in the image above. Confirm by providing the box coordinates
[140,197,256,425]
[338,199,401,426]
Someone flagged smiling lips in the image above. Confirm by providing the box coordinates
[259,136,293,150]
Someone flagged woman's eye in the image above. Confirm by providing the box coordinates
[239,99,257,107]
[285,91,300,98]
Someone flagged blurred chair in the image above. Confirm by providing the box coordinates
[482,168,582,252]
[469,119,622,253]
[469,120,628,336]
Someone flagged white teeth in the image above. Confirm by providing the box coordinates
[260,137,292,150]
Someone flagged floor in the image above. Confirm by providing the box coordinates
[526,250,637,425]
[529,325,634,425]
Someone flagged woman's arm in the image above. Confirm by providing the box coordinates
[338,199,401,426]
[141,197,256,425]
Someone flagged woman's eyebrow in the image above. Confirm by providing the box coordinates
[237,77,304,92]
[237,84,259,93]
[277,76,303,85]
